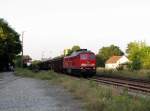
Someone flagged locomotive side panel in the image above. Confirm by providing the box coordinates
[70,55,80,69]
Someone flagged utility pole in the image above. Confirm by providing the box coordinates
[41,51,45,61]
[21,31,24,68]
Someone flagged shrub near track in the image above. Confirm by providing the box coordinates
[15,68,150,111]
[97,68,150,80]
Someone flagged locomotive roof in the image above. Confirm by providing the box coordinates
[74,50,92,54]
[65,50,94,58]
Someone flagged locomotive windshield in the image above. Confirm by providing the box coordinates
[89,54,95,60]
[80,54,88,60]
[80,54,95,60]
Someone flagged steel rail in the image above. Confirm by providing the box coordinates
[89,77,150,93]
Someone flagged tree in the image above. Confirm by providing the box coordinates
[129,51,141,70]
[66,49,73,56]
[72,45,80,52]
[0,18,22,70]
[66,45,81,56]
[126,41,150,69]
[96,55,105,67]
[97,45,124,67]
[14,55,22,67]
[141,46,150,69]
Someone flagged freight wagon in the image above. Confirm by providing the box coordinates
[37,49,96,77]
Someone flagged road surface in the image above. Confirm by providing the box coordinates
[0,72,83,111]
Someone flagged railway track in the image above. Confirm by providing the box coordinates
[89,76,150,93]
[38,71,150,93]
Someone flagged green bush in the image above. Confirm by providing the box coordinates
[131,59,141,70]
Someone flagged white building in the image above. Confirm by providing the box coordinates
[105,56,129,69]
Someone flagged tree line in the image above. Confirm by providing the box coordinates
[97,42,150,70]
[0,18,22,70]
[66,42,150,70]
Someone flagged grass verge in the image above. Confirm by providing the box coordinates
[97,67,150,80]
[15,68,150,111]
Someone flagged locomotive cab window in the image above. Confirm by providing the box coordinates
[89,54,95,60]
[80,54,88,60]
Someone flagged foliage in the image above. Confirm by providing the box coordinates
[96,55,105,67]
[130,56,141,70]
[126,41,150,70]
[32,60,40,65]
[66,49,73,56]
[97,45,124,67]
[66,45,80,56]
[71,45,80,51]
[30,60,41,71]
[141,46,150,69]
[0,18,22,70]
[14,55,22,67]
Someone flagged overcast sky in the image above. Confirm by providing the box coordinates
[1,0,150,59]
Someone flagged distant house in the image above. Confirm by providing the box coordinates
[105,56,129,69]
[23,55,32,67]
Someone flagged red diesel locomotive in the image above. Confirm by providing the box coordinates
[63,49,96,75]
[38,49,96,76]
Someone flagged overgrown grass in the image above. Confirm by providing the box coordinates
[97,67,150,80]
[15,68,58,80]
[15,68,150,111]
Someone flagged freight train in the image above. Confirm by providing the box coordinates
[38,49,96,77]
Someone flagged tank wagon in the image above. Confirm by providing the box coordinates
[38,49,96,76]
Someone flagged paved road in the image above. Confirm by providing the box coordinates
[0,72,83,111]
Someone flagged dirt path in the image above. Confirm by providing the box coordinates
[0,72,83,111]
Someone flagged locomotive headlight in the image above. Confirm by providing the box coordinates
[81,64,86,66]
[81,63,95,66]
[80,67,83,69]
[91,64,95,66]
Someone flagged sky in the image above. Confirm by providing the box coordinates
[1,0,150,60]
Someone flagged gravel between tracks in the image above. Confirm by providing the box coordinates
[0,72,83,111]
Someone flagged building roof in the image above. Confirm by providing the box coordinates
[23,55,32,60]
[106,56,122,64]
